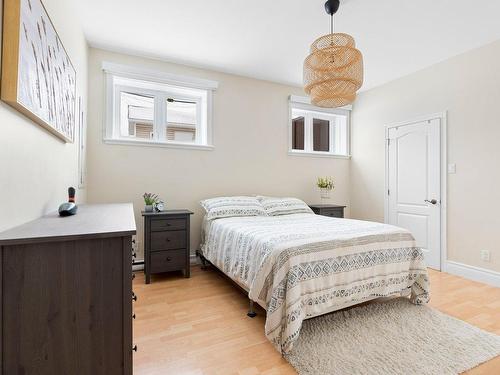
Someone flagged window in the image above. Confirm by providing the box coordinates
[165,98,197,142]
[289,96,350,157]
[292,116,305,150]
[103,62,217,149]
[121,92,154,139]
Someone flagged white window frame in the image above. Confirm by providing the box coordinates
[103,62,218,150]
[288,95,351,159]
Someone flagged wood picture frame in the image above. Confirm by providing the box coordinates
[77,96,86,188]
[1,0,77,143]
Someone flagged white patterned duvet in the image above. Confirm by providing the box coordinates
[200,213,429,354]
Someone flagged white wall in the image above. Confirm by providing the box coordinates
[0,0,88,232]
[86,48,350,258]
[351,40,500,273]
[3,2,496,277]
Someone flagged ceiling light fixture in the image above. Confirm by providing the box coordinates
[304,0,364,108]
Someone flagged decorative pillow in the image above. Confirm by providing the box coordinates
[200,196,266,221]
[257,196,313,216]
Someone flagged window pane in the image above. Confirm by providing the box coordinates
[313,118,330,152]
[292,116,305,150]
[335,115,348,155]
[164,98,197,143]
[120,92,154,139]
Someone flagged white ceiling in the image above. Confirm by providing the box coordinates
[78,0,500,91]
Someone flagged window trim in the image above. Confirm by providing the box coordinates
[103,62,217,150]
[288,96,351,158]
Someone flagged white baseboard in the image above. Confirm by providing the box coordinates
[132,263,144,272]
[190,254,199,265]
[446,261,500,288]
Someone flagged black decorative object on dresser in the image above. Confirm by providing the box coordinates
[309,204,346,218]
[142,209,193,284]
[0,204,136,375]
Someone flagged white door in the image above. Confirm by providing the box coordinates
[387,118,441,270]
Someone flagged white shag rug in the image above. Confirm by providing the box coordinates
[285,298,500,375]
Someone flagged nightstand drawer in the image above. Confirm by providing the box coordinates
[150,230,186,251]
[150,249,186,273]
[322,209,343,218]
[309,205,345,219]
[151,218,186,231]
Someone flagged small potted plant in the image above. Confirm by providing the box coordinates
[317,177,335,200]
[143,193,159,212]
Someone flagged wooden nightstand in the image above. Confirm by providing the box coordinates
[142,209,193,284]
[309,204,346,218]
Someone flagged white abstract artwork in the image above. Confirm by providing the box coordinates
[17,0,76,142]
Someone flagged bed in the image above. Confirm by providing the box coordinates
[199,198,430,354]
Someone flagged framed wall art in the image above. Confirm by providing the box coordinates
[77,96,86,189]
[1,0,77,142]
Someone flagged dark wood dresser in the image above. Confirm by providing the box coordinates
[309,204,346,218]
[0,204,136,375]
[142,209,193,284]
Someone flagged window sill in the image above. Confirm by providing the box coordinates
[103,138,215,151]
[288,150,351,159]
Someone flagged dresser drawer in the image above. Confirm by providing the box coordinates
[151,218,186,231]
[150,230,186,251]
[322,209,343,218]
[150,249,186,273]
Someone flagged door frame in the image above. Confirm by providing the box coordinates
[384,111,448,272]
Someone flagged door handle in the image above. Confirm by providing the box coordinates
[424,199,438,205]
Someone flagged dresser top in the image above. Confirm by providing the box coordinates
[0,203,137,246]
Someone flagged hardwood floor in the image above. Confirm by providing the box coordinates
[133,266,500,375]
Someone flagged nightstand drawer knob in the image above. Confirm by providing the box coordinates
[166,238,170,242]
[166,256,172,262]
[132,293,137,302]
[132,313,136,319]
[132,345,138,352]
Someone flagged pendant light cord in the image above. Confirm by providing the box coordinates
[330,13,334,34]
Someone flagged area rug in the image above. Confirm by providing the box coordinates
[284,298,500,375]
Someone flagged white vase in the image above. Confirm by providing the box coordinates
[320,188,332,201]
[144,205,153,212]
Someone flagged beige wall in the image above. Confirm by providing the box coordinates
[86,48,350,258]
[0,0,88,232]
[1,2,497,278]
[351,40,500,272]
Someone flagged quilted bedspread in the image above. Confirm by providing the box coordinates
[201,213,430,354]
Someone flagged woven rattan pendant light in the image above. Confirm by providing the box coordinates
[304,0,363,108]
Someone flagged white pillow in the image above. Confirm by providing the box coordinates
[200,196,266,221]
[257,196,313,216]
